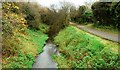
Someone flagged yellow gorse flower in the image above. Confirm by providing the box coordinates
[14,6,19,10]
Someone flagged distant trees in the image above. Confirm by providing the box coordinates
[78,6,86,16]
[70,1,120,29]
[91,1,120,28]
[74,5,86,23]
[70,5,93,24]
[111,2,120,28]
[42,1,73,40]
[69,5,77,21]
[91,2,113,26]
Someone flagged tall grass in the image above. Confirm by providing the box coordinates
[2,29,48,68]
[53,26,119,68]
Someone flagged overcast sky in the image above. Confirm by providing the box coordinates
[4,0,119,8]
[36,0,97,7]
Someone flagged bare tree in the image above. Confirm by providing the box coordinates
[47,1,74,41]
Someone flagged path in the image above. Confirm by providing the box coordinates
[33,43,59,68]
[70,22,119,43]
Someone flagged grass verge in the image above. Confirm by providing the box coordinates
[53,26,119,68]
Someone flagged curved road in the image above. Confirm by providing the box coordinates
[70,22,120,43]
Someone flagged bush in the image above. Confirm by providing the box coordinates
[2,2,27,57]
[70,5,93,24]
[19,3,45,29]
[41,4,69,40]
[91,1,120,29]
[2,2,48,68]
[111,2,120,29]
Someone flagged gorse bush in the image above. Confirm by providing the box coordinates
[2,2,27,38]
[2,2,27,57]
[2,2,19,13]
[53,26,119,68]
[2,2,48,68]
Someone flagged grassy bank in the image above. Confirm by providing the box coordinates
[2,2,50,68]
[2,29,48,68]
[53,26,119,68]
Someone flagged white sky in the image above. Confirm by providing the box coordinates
[36,0,97,7]
[1,0,103,8]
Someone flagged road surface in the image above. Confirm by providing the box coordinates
[70,22,119,43]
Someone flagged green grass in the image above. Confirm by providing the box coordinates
[53,26,119,68]
[39,23,50,33]
[27,29,48,54]
[2,29,48,68]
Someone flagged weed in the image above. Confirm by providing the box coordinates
[53,26,119,68]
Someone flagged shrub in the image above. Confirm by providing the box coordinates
[2,2,48,68]
[2,2,27,57]
[91,1,120,29]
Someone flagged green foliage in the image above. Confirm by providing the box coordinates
[27,29,48,54]
[3,52,34,68]
[2,29,48,68]
[111,2,120,29]
[2,2,48,68]
[91,2,120,29]
[53,26,119,68]
[72,2,120,29]
[78,5,86,16]
[91,2,113,26]
[38,23,50,33]
[2,2,27,57]
[19,2,46,29]
[71,5,93,24]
